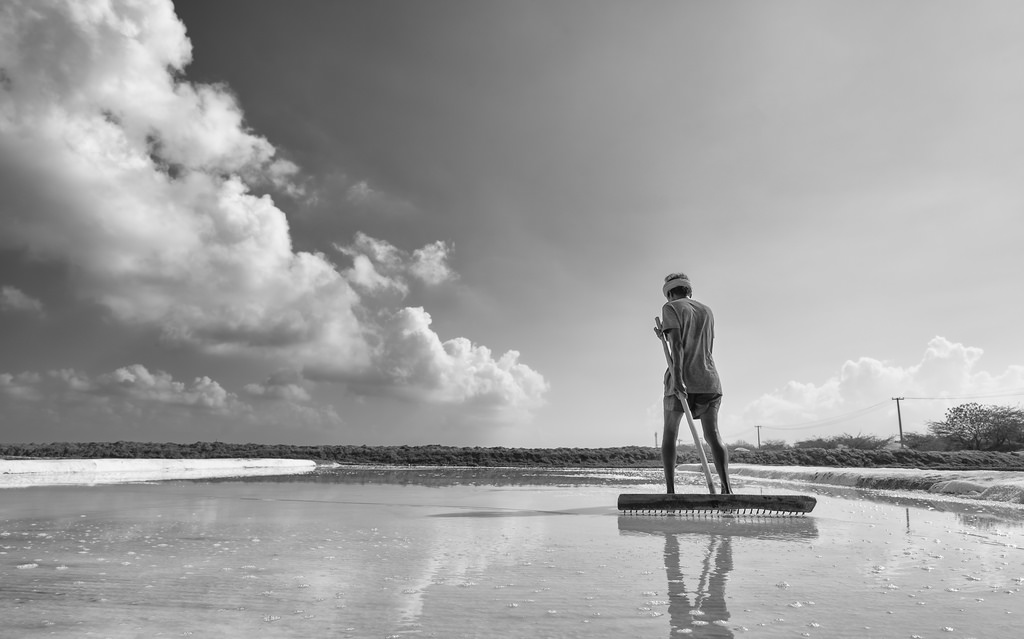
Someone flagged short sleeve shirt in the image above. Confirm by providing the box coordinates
[662,298,722,394]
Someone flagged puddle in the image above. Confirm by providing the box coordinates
[1,467,1022,637]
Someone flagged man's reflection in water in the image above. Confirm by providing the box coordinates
[619,516,818,638]
[664,533,734,637]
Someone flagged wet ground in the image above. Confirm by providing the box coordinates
[2,466,1023,638]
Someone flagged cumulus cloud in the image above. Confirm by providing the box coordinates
[0,371,45,401]
[410,241,456,285]
[744,336,1024,437]
[0,0,545,416]
[334,232,456,296]
[0,286,45,316]
[94,364,237,409]
[335,232,411,297]
[1,0,364,358]
[0,363,344,439]
[0,364,243,412]
[371,307,549,408]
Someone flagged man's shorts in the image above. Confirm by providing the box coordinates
[664,392,722,420]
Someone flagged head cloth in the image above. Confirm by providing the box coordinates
[662,277,691,298]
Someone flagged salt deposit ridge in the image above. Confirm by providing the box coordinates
[715,463,1024,504]
[0,458,316,488]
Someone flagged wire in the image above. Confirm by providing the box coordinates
[759,400,890,431]
[901,390,1024,401]
[725,390,1024,439]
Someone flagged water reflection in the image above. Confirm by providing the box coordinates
[205,467,1024,528]
[207,466,661,488]
[900,503,1024,535]
[619,517,819,637]
[785,483,1024,526]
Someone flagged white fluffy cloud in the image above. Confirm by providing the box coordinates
[373,307,549,408]
[0,286,44,316]
[744,336,1024,438]
[410,241,456,285]
[0,364,241,412]
[1,0,365,359]
[0,364,344,439]
[94,364,236,409]
[0,0,545,415]
[335,232,456,297]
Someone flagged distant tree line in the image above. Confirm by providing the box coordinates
[738,403,1024,454]
[3,437,1024,470]
[2,403,1020,470]
[733,433,896,452]
[0,441,664,467]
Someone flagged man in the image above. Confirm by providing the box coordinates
[657,272,731,494]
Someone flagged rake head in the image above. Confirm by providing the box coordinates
[617,493,816,517]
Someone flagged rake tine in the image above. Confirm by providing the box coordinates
[617,506,818,517]
[617,493,816,516]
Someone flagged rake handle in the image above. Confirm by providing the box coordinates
[655,316,717,494]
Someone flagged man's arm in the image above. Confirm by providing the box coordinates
[660,303,687,396]
[665,328,687,396]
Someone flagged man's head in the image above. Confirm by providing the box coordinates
[663,272,692,300]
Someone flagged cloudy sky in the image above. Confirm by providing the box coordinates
[2,0,1023,447]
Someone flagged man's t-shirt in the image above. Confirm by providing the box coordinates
[662,298,722,394]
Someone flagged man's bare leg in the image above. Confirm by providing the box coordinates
[662,408,683,493]
[699,409,732,494]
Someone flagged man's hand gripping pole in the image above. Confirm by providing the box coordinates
[655,316,717,494]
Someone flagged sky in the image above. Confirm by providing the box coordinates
[2,0,1024,448]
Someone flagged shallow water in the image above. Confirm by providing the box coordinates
[2,467,1023,638]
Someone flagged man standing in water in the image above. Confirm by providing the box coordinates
[657,272,732,495]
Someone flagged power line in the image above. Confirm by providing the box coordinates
[760,400,890,431]
[901,390,1024,401]
[726,390,1024,442]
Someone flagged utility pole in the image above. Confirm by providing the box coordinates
[654,432,658,448]
[755,425,762,449]
[892,397,905,448]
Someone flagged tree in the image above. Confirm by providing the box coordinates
[928,403,1024,451]
[902,431,946,451]
[793,433,893,450]
[793,437,834,449]
[831,433,894,450]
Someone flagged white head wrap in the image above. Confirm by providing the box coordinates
[662,277,691,298]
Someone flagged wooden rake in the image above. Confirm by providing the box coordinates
[617,316,816,516]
